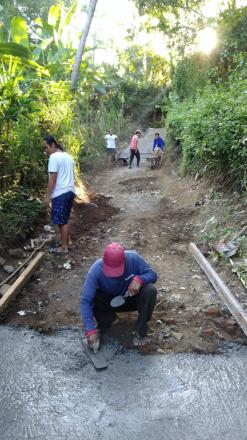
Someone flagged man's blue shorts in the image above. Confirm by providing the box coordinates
[51,191,75,225]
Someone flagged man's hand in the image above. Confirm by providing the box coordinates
[43,195,50,208]
[127,279,141,296]
[86,330,100,352]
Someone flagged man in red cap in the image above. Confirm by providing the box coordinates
[81,243,157,348]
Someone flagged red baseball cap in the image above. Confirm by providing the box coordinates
[103,243,125,277]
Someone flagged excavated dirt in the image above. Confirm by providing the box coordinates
[1,128,246,353]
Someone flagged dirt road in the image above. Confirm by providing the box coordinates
[1,128,246,352]
[2,129,247,440]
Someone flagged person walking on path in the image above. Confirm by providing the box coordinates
[129,129,141,168]
[81,242,157,350]
[153,132,166,166]
[105,128,117,166]
[43,135,75,254]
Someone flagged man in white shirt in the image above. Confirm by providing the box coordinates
[43,135,75,254]
[105,128,117,166]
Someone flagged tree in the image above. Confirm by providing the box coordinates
[70,0,98,91]
[0,0,55,28]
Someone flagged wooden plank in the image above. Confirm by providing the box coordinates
[0,252,45,313]
[189,242,247,337]
[0,239,47,289]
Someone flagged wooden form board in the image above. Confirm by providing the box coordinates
[0,251,45,313]
[189,242,247,337]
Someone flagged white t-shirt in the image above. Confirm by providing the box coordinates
[48,151,75,199]
[105,133,117,149]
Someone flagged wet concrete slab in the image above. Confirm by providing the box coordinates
[1,326,247,440]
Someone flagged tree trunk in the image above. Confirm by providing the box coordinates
[70,0,98,91]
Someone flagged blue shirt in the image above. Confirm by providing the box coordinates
[153,137,165,151]
[81,251,157,331]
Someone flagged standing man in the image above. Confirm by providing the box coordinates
[81,242,157,349]
[153,132,166,166]
[129,129,141,169]
[43,135,75,254]
[105,128,117,166]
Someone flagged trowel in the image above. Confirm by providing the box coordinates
[110,291,130,307]
[82,340,108,371]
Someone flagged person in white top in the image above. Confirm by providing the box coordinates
[43,135,75,254]
[105,128,117,166]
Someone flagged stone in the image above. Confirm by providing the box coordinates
[224,325,237,336]
[3,265,14,274]
[181,310,195,321]
[0,257,6,267]
[201,327,214,337]
[224,318,236,327]
[164,317,177,325]
[171,331,184,340]
[205,306,221,317]
[197,241,211,257]
[8,248,25,259]
[0,284,10,296]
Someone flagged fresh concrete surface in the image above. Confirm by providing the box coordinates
[1,326,247,440]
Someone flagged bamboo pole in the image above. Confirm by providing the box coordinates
[189,242,247,337]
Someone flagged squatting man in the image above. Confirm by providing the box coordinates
[81,243,157,350]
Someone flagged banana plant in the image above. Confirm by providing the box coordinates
[33,2,78,75]
[0,16,49,85]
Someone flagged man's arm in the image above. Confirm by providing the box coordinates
[128,253,157,295]
[44,172,57,207]
[135,254,157,285]
[81,272,98,333]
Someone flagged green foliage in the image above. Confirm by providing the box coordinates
[0,188,45,245]
[135,0,203,15]
[164,5,247,189]
[172,53,211,99]
[0,0,62,28]
[167,74,247,185]
[214,6,247,79]
[10,16,29,48]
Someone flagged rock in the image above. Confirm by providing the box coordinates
[205,305,221,317]
[223,318,237,335]
[17,310,26,316]
[224,325,237,336]
[0,284,10,296]
[63,262,72,270]
[8,248,25,259]
[201,327,214,337]
[224,318,236,327]
[197,241,211,257]
[0,257,6,267]
[164,317,177,325]
[181,310,195,321]
[171,331,184,340]
[175,244,188,255]
[3,265,15,274]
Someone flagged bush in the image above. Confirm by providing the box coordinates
[166,75,247,185]
[0,188,45,246]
